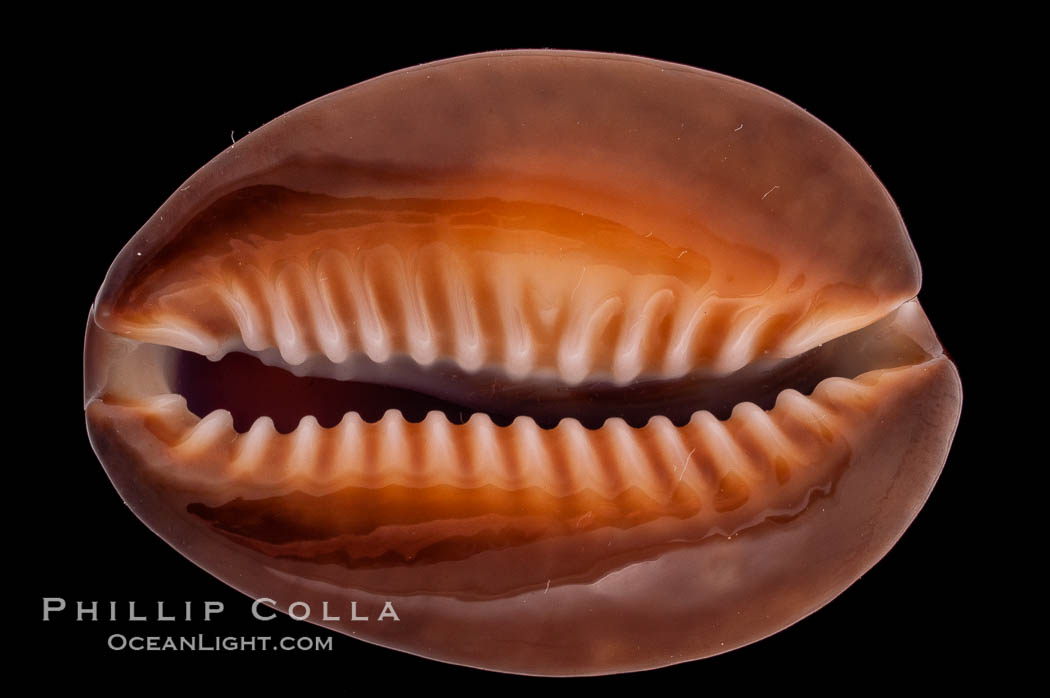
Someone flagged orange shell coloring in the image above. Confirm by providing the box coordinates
[83,50,962,675]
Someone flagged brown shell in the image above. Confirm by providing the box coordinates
[83,50,961,675]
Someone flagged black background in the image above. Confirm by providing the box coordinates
[21,21,1000,687]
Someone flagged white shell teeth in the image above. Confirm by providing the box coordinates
[174,409,234,454]
[287,416,323,481]
[405,270,438,367]
[662,297,716,378]
[272,264,313,366]
[139,242,829,384]
[420,411,463,486]
[712,305,768,375]
[603,417,664,495]
[812,376,875,412]
[611,287,676,384]
[444,254,485,373]
[126,319,222,358]
[730,402,806,467]
[226,269,271,353]
[776,389,833,426]
[688,411,755,479]
[646,415,702,491]
[495,273,534,380]
[349,250,392,364]
[314,251,353,364]
[121,368,890,512]
[507,415,549,490]
[226,416,277,483]
[557,295,623,385]
[139,393,189,415]
[329,412,367,482]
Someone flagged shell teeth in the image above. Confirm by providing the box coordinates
[646,415,703,490]
[603,417,667,495]
[730,402,806,468]
[811,376,876,413]
[462,412,502,487]
[688,411,756,479]
[711,305,769,375]
[773,389,843,460]
[350,251,392,363]
[776,389,829,421]
[314,251,352,363]
[272,264,312,366]
[374,409,412,484]
[173,409,234,455]
[230,416,278,476]
[504,414,565,492]
[125,239,819,383]
[102,192,910,386]
[661,296,717,378]
[329,412,367,483]
[139,393,189,414]
[444,257,485,372]
[612,287,675,384]
[112,367,917,520]
[566,418,628,498]
[216,270,270,353]
[558,295,624,385]
[405,312,438,366]
[125,319,222,357]
[287,416,323,480]
[494,273,534,379]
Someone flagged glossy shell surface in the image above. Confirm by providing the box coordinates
[84,50,962,675]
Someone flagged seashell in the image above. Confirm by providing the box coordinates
[83,50,961,675]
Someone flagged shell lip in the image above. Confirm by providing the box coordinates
[82,340,963,675]
[92,49,921,341]
[85,294,944,434]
